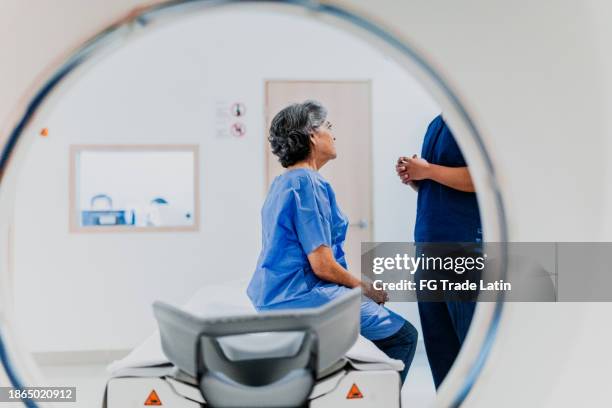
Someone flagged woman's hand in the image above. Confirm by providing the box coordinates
[307,246,390,304]
[361,281,390,304]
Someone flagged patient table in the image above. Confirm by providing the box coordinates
[104,288,403,407]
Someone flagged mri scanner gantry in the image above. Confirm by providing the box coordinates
[1,1,611,407]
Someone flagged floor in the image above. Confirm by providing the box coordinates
[38,346,436,407]
[401,343,437,407]
[39,363,109,408]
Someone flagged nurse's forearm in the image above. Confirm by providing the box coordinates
[307,245,361,288]
[427,165,475,193]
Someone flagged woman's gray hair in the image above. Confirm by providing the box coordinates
[268,100,328,168]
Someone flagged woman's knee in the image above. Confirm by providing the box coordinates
[400,320,419,346]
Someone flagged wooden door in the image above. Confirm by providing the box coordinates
[265,80,372,275]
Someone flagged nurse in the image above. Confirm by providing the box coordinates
[396,114,482,389]
[247,100,418,384]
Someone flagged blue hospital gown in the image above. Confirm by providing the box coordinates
[247,168,404,341]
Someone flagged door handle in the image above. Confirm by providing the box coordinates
[349,219,369,229]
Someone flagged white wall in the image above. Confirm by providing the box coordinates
[12,8,438,353]
[590,1,612,240]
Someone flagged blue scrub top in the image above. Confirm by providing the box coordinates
[247,168,404,341]
[415,115,482,243]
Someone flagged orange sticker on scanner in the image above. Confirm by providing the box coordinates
[144,389,162,406]
[346,383,364,399]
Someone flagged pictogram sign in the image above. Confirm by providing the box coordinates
[144,389,162,406]
[346,383,364,399]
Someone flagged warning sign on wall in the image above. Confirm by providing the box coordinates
[144,389,162,406]
[230,102,246,117]
[230,122,247,137]
[216,100,248,138]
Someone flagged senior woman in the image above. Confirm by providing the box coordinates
[247,100,418,384]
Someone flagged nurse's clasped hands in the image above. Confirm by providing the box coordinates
[396,154,431,184]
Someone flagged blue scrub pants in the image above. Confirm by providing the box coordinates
[372,320,418,385]
[414,243,480,389]
[417,300,475,389]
